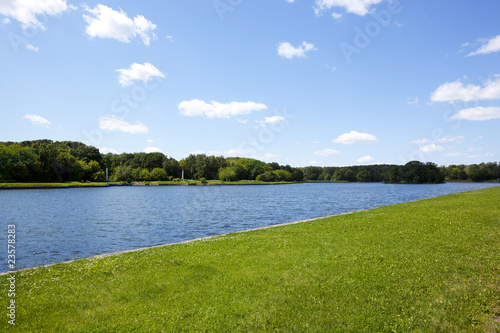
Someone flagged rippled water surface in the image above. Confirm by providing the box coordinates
[1,182,498,272]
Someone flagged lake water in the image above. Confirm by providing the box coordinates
[1,182,498,273]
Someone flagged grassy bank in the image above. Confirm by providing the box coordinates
[1,188,499,332]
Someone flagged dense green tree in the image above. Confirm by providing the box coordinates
[449,167,467,180]
[139,169,152,181]
[142,153,166,170]
[256,171,275,182]
[291,169,304,181]
[219,166,238,181]
[0,140,498,184]
[163,157,182,179]
[150,168,168,181]
[53,151,89,181]
[0,145,36,181]
[273,169,292,181]
[333,168,356,182]
[113,165,132,182]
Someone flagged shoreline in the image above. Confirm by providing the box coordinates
[0,181,297,190]
[4,185,491,274]
[1,180,498,190]
[0,211,355,276]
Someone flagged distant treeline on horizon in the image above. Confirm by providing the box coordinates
[1,140,499,184]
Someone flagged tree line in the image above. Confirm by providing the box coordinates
[0,140,498,184]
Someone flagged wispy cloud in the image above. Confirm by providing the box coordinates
[98,115,149,134]
[255,115,285,128]
[143,147,162,153]
[467,35,500,56]
[278,41,316,59]
[84,4,157,45]
[431,77,500,102]
[314,0,384,16]
[26,44,39,52]
[451,106,500,121]
[24,114,51,128]
[333,131,378,144]
[178,100,267,118]
[99,147,119,154]
[0,0,74,29]
[314,148,341,156]
[116,63,165,87]
[357,155,375,163]
[419,144,445,153]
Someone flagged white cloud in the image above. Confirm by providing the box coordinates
[411,138,429,144]
[255,115,285,128]
[166,35,173,41]
[285,0,295,2]
[278,41,316,59]
[2,18,11,24]
[451,106,500,121]
[98,115,149,134]
[357,155,375,163]
[262,153,276,159]
[146,139,154,143]
[331,12,343,20]
[431,77,500,102]
[23,114,51,128]
[178,99,267,118]
[83,4,157,45]
[467,35,500,56]
[333,131,378,144]
[314,148,340,156]
[143,147,162,153]
[437,135,465,143]
[237,119,248,124]
[99,147,118,154]
[0,0,73,29]
[419,144,445,153]
[412,136,464,145]
[116,62,165,87]
[26,44,39,52]
[314,0,384,16]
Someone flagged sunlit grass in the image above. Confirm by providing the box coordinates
[1,187,499,332]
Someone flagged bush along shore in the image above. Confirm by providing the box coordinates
[1,187,499,332]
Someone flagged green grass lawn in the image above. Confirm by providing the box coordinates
[1,188,499,332]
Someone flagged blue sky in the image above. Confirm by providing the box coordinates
[1,0,499,167]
